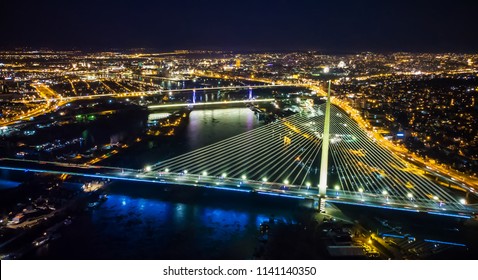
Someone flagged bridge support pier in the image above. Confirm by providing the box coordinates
[314,196,327,213]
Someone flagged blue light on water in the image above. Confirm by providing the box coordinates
[255,214,270,227]
[0,179,20,189]
[172,203,186,223]
[200,208,250,239]
[424,239,466,247]
[427,211,471,219]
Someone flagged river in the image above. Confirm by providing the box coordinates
[21,107,315,259]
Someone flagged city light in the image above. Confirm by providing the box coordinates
[1,47,477,262]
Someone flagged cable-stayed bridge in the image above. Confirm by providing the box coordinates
[1,101,477,219]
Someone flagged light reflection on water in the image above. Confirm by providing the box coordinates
[0,179,20,190]
[35,190,305,259]
[185,108,259,150]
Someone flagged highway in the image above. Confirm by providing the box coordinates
[1,84,65,126]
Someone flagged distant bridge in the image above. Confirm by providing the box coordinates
[13,84,308,104]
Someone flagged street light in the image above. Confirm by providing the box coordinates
[242,175,247,180]
[358,187,364,201]
[221,173,227,178]
[382,190,389,202]
[334,185,340,196]
[145,165,152,172]
[202,171,208,177]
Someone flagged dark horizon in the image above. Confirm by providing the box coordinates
[1,0,477,53]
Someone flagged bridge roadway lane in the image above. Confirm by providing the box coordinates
[0,158,475,218]
[0,158,317,199]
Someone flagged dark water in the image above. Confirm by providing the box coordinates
[31,183,312,259]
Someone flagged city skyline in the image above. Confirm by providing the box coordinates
[1,0,477,52]
[1,0,478,264]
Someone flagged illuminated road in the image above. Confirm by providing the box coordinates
[0,84,65,126]
[311,84,478,195]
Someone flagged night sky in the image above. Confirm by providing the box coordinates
[1,0,477,52]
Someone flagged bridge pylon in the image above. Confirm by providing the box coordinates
[317,80,332,212]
